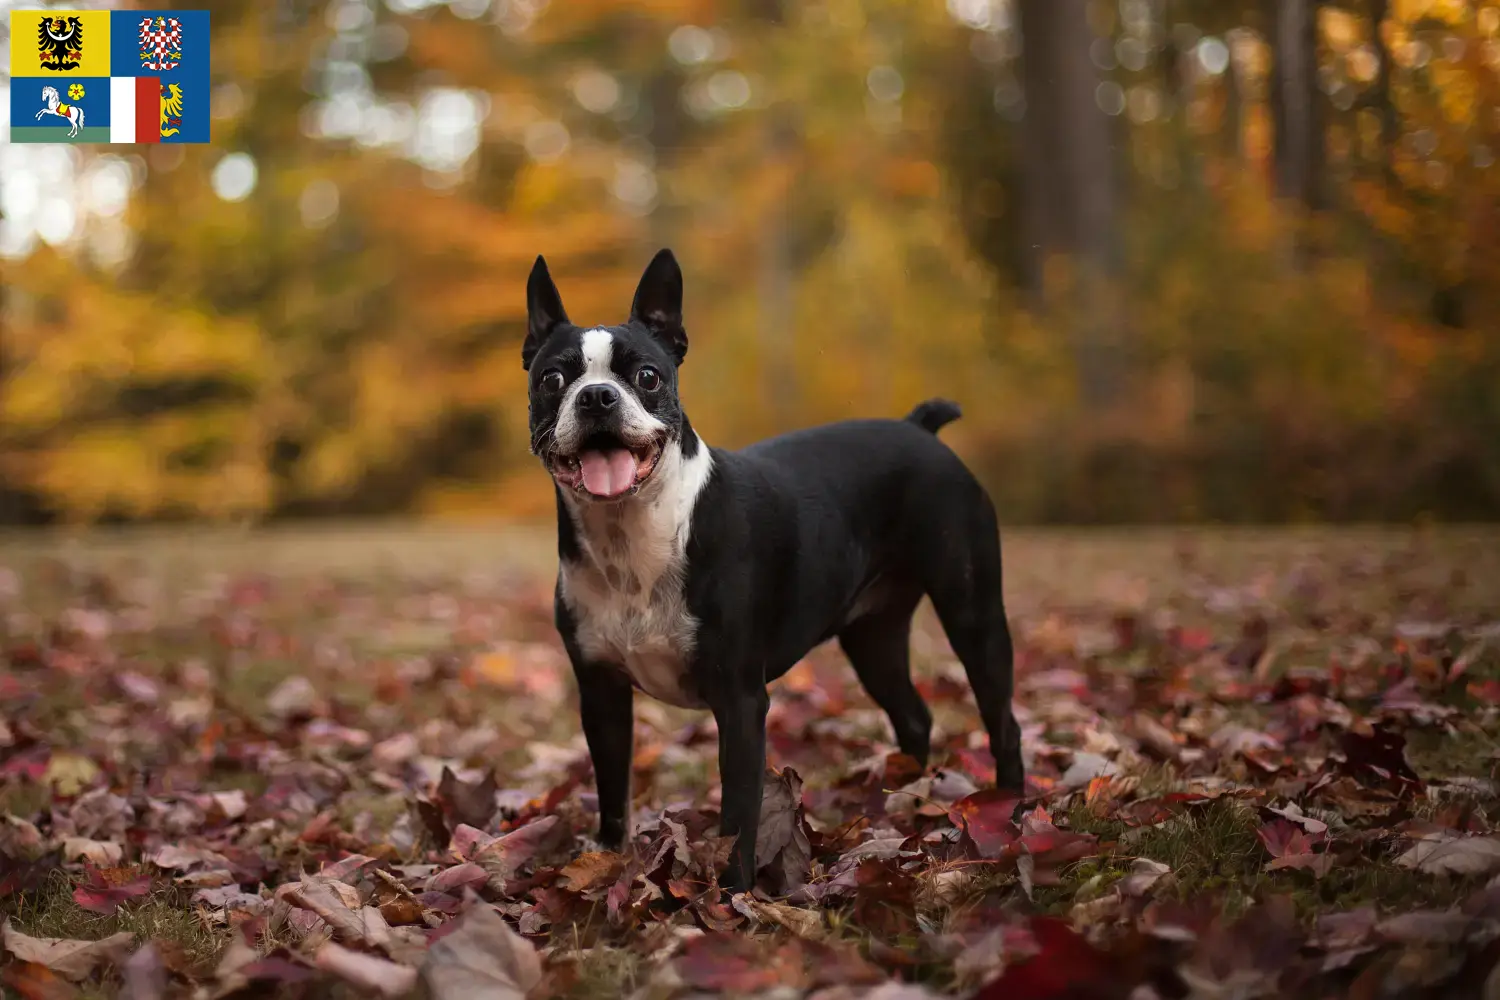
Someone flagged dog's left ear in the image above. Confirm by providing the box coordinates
[629,249,687,364]
[523,255,569,370]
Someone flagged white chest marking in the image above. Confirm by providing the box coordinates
[559,437,715,709]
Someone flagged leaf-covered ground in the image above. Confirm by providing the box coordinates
[2,526,1500,1000]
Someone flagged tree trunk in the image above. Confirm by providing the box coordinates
[1268,0,1323,211]
[1367,0,1398,182]
[1017,0,1061,304]
[1018,0,1124,408]
[1222,35,1246,162]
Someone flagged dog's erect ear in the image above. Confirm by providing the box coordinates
[523,255,569,370]
[629,248,687,364]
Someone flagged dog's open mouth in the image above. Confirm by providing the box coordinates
[551,433,665,500]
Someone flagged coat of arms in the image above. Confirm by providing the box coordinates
[138,15,183,72]
[160,83,184,138]
[37,16,84,71]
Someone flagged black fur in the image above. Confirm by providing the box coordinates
[905,398,963,434]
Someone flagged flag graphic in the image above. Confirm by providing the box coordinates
[110,76,162,144]
[8,9,210,144]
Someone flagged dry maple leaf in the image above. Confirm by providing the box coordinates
[315,942,418,998]
[756,765,813,893]
[948,789,1024,858]
[1,921,134,981]
[672,933,805,993]
[2,961,79,1000]
[1395,836,1500,876]
[420,891,540,1000]
[557,850,625,892]
[283,879,368,943]
[72,863,152,915]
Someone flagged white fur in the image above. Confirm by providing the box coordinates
[559,435,715,708]
[552,329,667,454]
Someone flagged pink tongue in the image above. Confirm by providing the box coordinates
[579,449,639,497]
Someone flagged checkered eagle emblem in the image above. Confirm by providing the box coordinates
[137,15,183,72]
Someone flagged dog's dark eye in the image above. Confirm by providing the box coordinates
[635,367,661,391]
[540,370,565,393]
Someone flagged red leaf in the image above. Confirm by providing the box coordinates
[972,917,1114,999]
[673,934,801,992]
[1255,820,1313,860]
[72,863,152,915]
[1,962,79,1000]
[948,789,1023,858]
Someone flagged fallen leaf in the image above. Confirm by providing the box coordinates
[1,961,79,1000]
[558,851,625,892]
[1118,858,1172,897]
[420,892,541,1000]
[427,862,490,895]
[471,815,561,893]
[970,916,1114,999]
[756,765,812,892]
[1395,836,1500,876]
[731,895,825,937]
[284,878,368,942]
[673,933,803,993]
[2,920,134,981]
[72,863,152,915]
[948,790,1023,858]
[315,942,418,998]
[437,767,499,831]
[60,838,122,866]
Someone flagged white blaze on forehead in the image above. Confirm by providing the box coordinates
[581,328,614,381]
[553,326,668,453]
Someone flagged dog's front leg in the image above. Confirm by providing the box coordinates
[709,683,769,894]
[574,660,634,849]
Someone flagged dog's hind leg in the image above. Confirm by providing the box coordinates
[922,500,1025,792]
[839,603,931,766]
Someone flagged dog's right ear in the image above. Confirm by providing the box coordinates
[523,255,569,370]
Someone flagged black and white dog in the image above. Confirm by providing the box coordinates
[523,249,1024,893]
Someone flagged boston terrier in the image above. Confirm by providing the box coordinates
[523,249,1024,893]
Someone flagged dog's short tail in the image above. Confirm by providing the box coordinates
[905,398,962,435]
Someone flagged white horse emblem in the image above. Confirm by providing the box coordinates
[36,85,85,138]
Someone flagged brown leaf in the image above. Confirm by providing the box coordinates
[471,815,562,894]
[673,933,804,993]
[315,943,418,998]
[427,862,490,895]
[1117,858,1172,897]
[756,765,812,893]
[1266,852,1334,878]
[437,767,499,831]
[2,921,134,981]
[420,891,541,1000]
[558,851,625,892]
[1395,836,1500,876]
[1,962,79,1000]
[731,896,825,937]
[284,879,367,942]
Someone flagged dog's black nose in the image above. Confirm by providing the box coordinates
[577,383,619,414]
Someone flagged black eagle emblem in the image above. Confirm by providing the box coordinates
[37,16,84,72]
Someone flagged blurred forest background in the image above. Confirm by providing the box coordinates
[1,0,1498,526]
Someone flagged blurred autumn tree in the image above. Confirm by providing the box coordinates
[0,0,1497,524]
